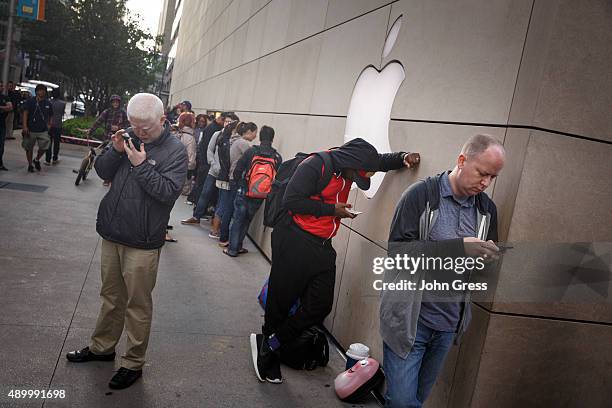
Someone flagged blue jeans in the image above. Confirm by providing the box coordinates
[227,190,263,255]
[193,174,217,219]
[218,183,238,242]
[383,321,454,408]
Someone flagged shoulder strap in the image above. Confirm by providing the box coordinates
[424,175,441,210]
[313,151,334,193]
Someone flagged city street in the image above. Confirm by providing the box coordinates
[0,134,376,408]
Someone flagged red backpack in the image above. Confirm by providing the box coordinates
[245,151,277,199]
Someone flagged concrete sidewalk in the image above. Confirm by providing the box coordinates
[0,136,378,408]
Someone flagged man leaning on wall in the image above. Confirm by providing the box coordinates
[252,138,420,384]
[380,134,505,408]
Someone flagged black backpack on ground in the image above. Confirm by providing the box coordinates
[263,151,334,227]
[279,326,330,370]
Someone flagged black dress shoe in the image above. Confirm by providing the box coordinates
[109,367,142,389]
[66,346,115,363]
[0,165,8,171]
[33,160,41,171]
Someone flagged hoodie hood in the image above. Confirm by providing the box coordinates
[328,138,380,190]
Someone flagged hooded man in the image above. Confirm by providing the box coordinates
[251,138,420,384]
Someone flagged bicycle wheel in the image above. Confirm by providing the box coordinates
[75,157,90,186]
[75,171,84,186]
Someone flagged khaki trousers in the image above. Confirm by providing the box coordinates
[5,111,14,138]
[90,239,161,370]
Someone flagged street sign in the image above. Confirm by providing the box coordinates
[17,0,46,21]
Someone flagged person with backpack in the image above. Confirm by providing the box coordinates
[181,114,239,238]
[251,137,420,384]
[216,121,258,247]
[224,125,282,257]
[186,112,227,205]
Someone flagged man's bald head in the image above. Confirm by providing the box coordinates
[451,134,506,197]
[126,93,166,143]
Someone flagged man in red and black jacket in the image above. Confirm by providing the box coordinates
[251,137,420,384]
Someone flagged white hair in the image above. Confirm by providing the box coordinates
[127,93,164,122]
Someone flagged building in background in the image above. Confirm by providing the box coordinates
[0,0,24,84]
[168,1,611,407]
[154,0,178,107]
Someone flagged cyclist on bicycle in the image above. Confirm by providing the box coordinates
[87,95,129,141]
[87,95,128,186]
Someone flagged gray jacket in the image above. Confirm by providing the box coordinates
[380,172,498,359]
[207,130,221,178]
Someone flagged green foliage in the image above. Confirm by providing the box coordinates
[19,0,164,115]
[62,117,104,139]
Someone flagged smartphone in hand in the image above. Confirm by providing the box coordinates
[122,127,142,150]
[346,209,363,217]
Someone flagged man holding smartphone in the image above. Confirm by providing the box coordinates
[251,137,420,384]
[381,134,505,408]
[65,93,187,390]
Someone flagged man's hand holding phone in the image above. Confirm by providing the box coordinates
[334,203,357,219]
[123,134,146,167]
[111,129,126,153]
[463,237,500,262]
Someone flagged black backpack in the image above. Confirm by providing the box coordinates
[263,152,333,227]
[279,326,330,370]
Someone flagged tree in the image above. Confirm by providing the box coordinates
[19,0,164,115]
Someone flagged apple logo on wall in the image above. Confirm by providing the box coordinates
[344,16,404,199]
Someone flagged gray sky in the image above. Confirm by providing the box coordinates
[126,0,163,37]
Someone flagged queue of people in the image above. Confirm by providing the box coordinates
[48,92,506,408]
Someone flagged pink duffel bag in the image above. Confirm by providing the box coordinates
[334,357,385,403]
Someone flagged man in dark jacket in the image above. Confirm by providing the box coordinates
[250,138,420,384]
[186,112,227,204]
[66,93,187,390]
[381,134,504,408]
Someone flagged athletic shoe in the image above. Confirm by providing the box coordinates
[33,160,41,171]
[208,232,220,239]
[44,160,51,166]
[184,200,194,205]
[52,159,60,165]
[250,333,283,384]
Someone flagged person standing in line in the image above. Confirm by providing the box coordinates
[174,112,197,196]
[224,125,282,257]
[181,113,239,235]
[186,113,226,205]
[217,121,258,247]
